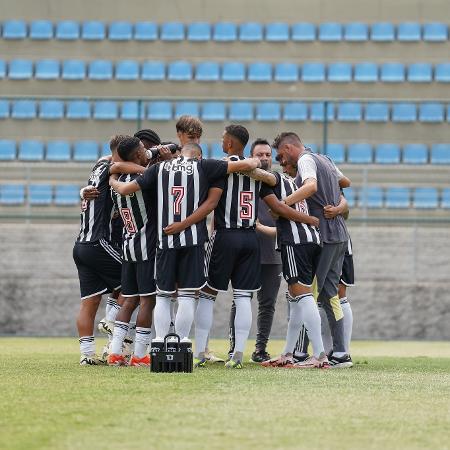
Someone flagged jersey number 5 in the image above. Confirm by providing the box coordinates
[240,191,253,219]
[171,186,185,215]
[120,208,137,234]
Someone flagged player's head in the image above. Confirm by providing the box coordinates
[250,138,272,170]
[109,135,129,154]
[181,142,203,159]
[272,132,305,167]
[222,124,249,155]
[176,115,203,145]
[117,136,146,165]
[281,161,298,178]
[134,129,161,150]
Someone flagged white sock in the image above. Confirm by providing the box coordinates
[233,291,253,355]
[340,298,353,353]
[126,306,139,342]
[169,298,177,333]
[194,291,216,357]
[111,321,129,355]
[106,297,117,318]
[154,294,172,338]
[79,336,95,355]
[318,303,333,355]
[134,327,151,358]
[106,300,120,323]
[175,292,196,339]
[284,295,303,355]
[295,294,324,358]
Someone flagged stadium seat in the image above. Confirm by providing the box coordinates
[365,102,389,122]
[93,101,118,120]
[213,22,237,41]
[175,102,199,118]
[413,187,438,209]
[430,144,450,164]
[56,20,80,40]
[354,62,378,82]
[161,22,184,41]
[18,140,44,160]
[222,62,245,82]
[403,144,428,164]
[62,60,85,80]
[8,59,33,80]
[397,22,421,41]
[81,21,105,40]
[109,21,132,40]
[2,20,27,39]
[375,144,400,164]
[196,62,220,81]
[147,101,172,120]
[30,20,53,40]
[310,102,334,122]
[423,23,448,42]
[229,102,253,121]
[381,63,405,82]
[168,61,192,81]
[120,101,145,120]
[201,102,226,121]
[88,60,113,80]
[344,23,368,41]
[210,142,224,159]
[46,141,71,161]
[248,62,272,82]
[274,63,298,82]
[39,100,64,119]
[66,100,91,119]
[0,140,16,161]
[239,22,263,42]
[0,100,9,119]
[302,63,325,82]
[407,63,432,83]
[0,60,5,79]
[343,187,356,208]
[134,22,158,41]
[187,22,211,41]
[324,143,345,164]
[441,188,450,208]
[100,142,110,157]
[319,23,342,41]
[115,60,139,80]
[0,184,25,205]
[359,186,383,208]
[35,59,60,80]
[371,22,395,42]
[73,141,99,161]
[266,22,289,42]
[337,102,362,121]
[328,63,352,82]
[29,184,53,205]
[55,185,79,205]
[385,187,410,208]
[419,103,444,122]
[12,100,36,119]
[347,143,372,163]
[142,61,165,81]
[291,23,316,41]
[435,63,450,83]
[283,102,308,121]
[256,102,281,121]
[392,103,416,122]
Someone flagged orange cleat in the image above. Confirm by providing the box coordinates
[129,354,151,367]
[107,353,127,366]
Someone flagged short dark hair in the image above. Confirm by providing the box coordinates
[250,138,271,156]
[109,135,129,152]
[176,115,203,139]
[134,129,161,147]
[117,136,141,161]
[183,142,203,156]
[225,124,249,147]
[272,132,302,149]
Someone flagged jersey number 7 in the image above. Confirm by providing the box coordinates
[171,186,185,215]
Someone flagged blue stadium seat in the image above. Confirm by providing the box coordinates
[30,20,53,40]
[365,102,389,122]
[392,103,416,122]
[0,60,5,78]
[435,63,450,83]
[423,23,448,42]
[109,21,132,40]
[161,22,184,41]
[82,21,105,40]
[196,62,220,81]
[375,143,400,164]
[343,187,356,208]
[328,63,352,82]
[56,20,80,40]
[210,142,224,159]
[93,101,118,120]
[256,102,281,121]
[431,144,450,164]
[319,23,342,41]
[419,103,444,122]
[407,63,432,83]
[413,187,438,209]
[55,185,79,205]
[239,22,263,42]
[19,140,44,160]
[121,101,145,121]
[88,60,113,80]
[229,102,253,121]
[0,184,25,205]
[248,62,272,82]
[147,101,172,120]
[324,143,345,164]
[359,186,383,208]
[441,188,450,208]
[29,184,53,205]
[397,22,421,41]
[142,61,165,81]
[381,63,405,82]
[337,102,362,121]
[168,61,192,81]
[274,63,298,82]
[222,62,245,82]
[46,141,71,161]
[283,102,308,121]
[8,59,33,80]
[0,140,16,160]
[371,22,395,42]
[344,23,368,41]
[187,22,211,41]
[175,102,199,118]
[201,102,226,121]
[66,100,91,119]
[100,142,110,157]
[302,63,325,82]
[291,23,315,41]
[115,60,139,80]
[354,62,378,82]
[385,187,410,208]
[347,143,372,163]
[0,100,9,119]
[403,144,428,164]
[213,22,237,41]
[39,100,64,119]
[266,22,289,42]
[12,100,36,119]
[62,60,85,80]
[310,102,335,121]
[2,20,27,39]
[447,104,450,122]
[73,141,99,161]
[35,59,60,80]
[134,22,158,41]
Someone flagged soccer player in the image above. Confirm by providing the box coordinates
[176,115,203,146]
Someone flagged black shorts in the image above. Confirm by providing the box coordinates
[121,259,156,297]
[155,245,206,293]
[73,240,122,300]
[340,253,355,286]
[280,243,321,287]
[205,229,261,292]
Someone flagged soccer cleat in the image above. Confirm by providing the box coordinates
[107,353,127,366]
[79,354,106,366]
[261,354,293,367]
[293,353,310,363]
[251,350,271,363]
[328,353,353,368]
[204,350,225,363]
[97,318,113,336]
[225,359,243,369]
[122,338,134,361]
[194,357,208,368]
[290,352,330,369]
[129,354,151,367]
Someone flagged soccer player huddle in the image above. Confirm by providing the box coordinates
[73,115,355,370]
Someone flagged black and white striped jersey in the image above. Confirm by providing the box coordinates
[136,156,228,249]
[112,173,157,262]
[213,155,261,230]
[260,172,320,246]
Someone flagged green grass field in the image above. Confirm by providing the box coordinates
[1,338,449,450]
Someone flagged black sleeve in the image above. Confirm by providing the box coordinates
[136,164,158,191]
[201,159,228,188]
[259,172,279,199]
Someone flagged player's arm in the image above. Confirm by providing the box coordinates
[109,174,141,195]
[256,221,277,237]
[109,161,146,175]
[226,157,260,174]
[80,185,99,200]
[324,195,349,219]
[242,168,277,187]
[339,176,351,189]
[283,178,317,206]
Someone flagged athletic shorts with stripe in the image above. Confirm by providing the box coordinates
[121,257,156,297]
[280,243,321,287]
[339,254,355,286]
[73,239,122,300]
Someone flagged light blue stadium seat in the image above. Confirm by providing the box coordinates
[82,21,105,40]
[347,143,372,163]
[381,63,405,82]
[435,63,450,83]
[0,60,5,78]
[423,23,448,42]
[354,62,378,82]
[283,102,308,121]
[256,102,280,121]
[431,144,450,164]
[56,20,79,40]
[413,187,438,209]
[39,100,64,119]
[93,101,118,120]
[291,23,315,41]
[142,61,165,81]
[248,62,272,82]
[403,144,428,164]
[239,22,263,42]
[187,22,211,41]
[2,20,27,39]
[9,59,33,80]
[168,61,192,81]
[0,184,25,205]
[447,104,450,122]
[229,102,253,121]
[134,22,158,41]
[73,141,99,161]
[88,60,113,80]
[175,102,199,118]
[397,22,421,41]
[55,185,79,205]
[62,60,85,80]
[371,22,395,42]
[266,22,289,42]
[324,143,345,164]
[365,102,389,122]
[121,101,145,120]
[12,100,36,119]
[30,20,53,40]
[29,184,53,205]
[109,21,132,40]
[344,23,368,41]
[359,186,383,208]
[46,141,71,161]
[201,102,226,121]
[274,63,298,82]
[196,62,220,81]
[161,22,184,41]
[375,143,400,164]
[19,140,44,160]
[115,60,139,80]
[0,100,9,119]
[319,23,342,41]
[147,101,172,120]
[337,102,362,121]
[302,63,325,82]
[407,63,432,82]
[392,103,416,122]
[310,102,335,121]
[343,187,356,208]
[35,59,60,80]
[213,22,237,41]
[385,187,410,208]
[328,63,352,82]
[210,142,224,159]
[441,188,450,208]
[0,140,16,160]
[419,102,444,122]
[222,62,245,82]
[100,142,110,157]
[67,100,91,119]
